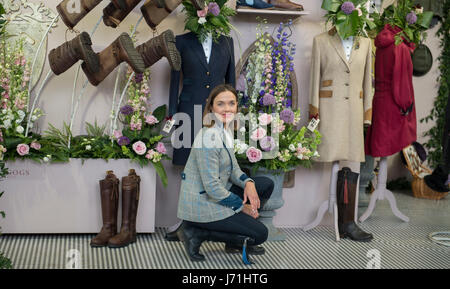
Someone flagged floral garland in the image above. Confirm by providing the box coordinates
[182,0,236,43]
[235,20,321,172]
[322,0,377,39]
[372,0,433,45]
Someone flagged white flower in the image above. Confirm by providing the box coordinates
[3,119,11,129]
[415,7,423,14]
[17,110,25,121]
[289,144,296,152]
[86,145,92,150]
[16,126,24,134]
[43,157,49,162]
[198,17,207,25]
[240,127,246,134]
[297,154,304,160]
[31,115,37,121]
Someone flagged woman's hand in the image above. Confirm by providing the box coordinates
[242,204,259,219]
[243,181,260,212]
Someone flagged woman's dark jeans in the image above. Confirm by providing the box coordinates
[187,176,274,245]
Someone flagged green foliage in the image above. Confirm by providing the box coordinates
[322,0,376,39]
[182,0,236,43]
[371,0,433,45]
[420,0,450,169]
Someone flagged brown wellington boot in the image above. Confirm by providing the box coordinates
[102,0,142,28]
[337,167,373,242]
[108,169,141,248]
[268,0,303,10]
[48,32,100,75]
[136,29,181,71]
[141,0,204,30]
[90,170,120,247]
[57,0,103,29]
[81,33,145,86]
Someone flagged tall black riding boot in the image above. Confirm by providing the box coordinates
[337,167,373,242]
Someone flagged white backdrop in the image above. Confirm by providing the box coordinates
[9,0,441,228]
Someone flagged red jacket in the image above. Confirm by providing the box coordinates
[365,24,417,157]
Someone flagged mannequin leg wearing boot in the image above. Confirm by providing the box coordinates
[108,169,141,248]
[337,167,373,242]
[90,171,120,247]
[81,33,145,86]
[303,161,340,241]
[359,157,409,222]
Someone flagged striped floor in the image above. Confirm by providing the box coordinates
[1,191,449,269]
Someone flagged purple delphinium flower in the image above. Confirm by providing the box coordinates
[117,136,130,146]
[262,93,276,106]
[120,105,134,115]
[208,2,220,16]
[341,1,355,15]
[406,11,417,25]
[280,109,294,124]
[134,73,143,83]
[260,136,276,152]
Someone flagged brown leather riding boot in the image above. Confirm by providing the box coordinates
[141,0,204,29]
[136,29,181,71]
[337,167,373,242]
[268,0,303,10]
[102,0,142,28]
[48,32,100,75]
[108,169,141,248]
[56,0,130,28]
[57,0,103,29]
[90,171,120,247]
[81,32,145,86]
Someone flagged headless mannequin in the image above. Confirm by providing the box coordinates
[303,37,365,241]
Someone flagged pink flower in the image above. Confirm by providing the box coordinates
[132,141,147,155]
[250,127,267,141]
[197,6,208,17]
[30,141,41,150]
[246,147,262,163]
[145,115,159,125]
[146,149,156,159]
[258,113,273,126]
[113,130,122,139]
[156,142,167,154]
[16,143,30,156]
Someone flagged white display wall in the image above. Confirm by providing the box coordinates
[2,0,441,230]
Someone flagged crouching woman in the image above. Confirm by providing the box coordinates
[176,84,274,263]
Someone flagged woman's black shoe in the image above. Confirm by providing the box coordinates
[177,223,208,262]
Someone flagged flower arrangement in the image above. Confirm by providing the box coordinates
[371,0,433,45]
[235,20,321,172]
[322,0,377,39]
[182,0,236,43]
[111,67,170,186]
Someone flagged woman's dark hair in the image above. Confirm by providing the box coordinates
[203,84,239,128]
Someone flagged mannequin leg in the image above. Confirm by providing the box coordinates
[359,157,409,222]
[303,161,339,237]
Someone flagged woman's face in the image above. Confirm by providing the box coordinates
[211,90,237,125]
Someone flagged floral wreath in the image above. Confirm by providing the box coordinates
[182,0,236,43]
[322,0,377,39]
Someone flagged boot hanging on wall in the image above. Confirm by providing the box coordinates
[108,169,141,248]
[136,29,181,71]
[102,0,143,28]
[267,0,303,10]
[337,167,373,242]
[90,170,120,247]
[81,32,145,86]
[48,32,100,75]
[140,0,204,29]
[57,0,130,29]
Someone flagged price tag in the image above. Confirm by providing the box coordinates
[162,119,176,133]
[307,118,320,132]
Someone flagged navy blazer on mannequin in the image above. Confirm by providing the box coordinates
[169,32,236,166]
